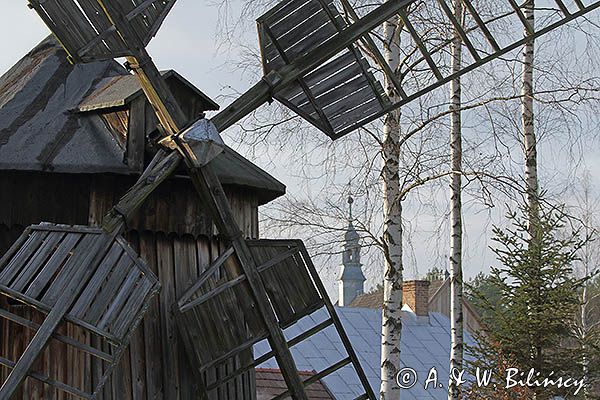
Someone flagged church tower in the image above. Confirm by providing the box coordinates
[338,195,366,306]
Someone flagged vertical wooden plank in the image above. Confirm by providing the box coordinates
[125,232,147,400]
[174,235,203,399]
[138,232,163,400]
[127,98,146,173]
[156,233,179,399]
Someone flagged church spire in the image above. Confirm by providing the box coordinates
[338,194,366,306]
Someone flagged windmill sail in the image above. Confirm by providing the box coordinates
[28,0,177,62]
[216,0,600,139]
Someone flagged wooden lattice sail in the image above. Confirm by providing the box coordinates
[176,240,374,399]
[15,0,600,398]
[0,224,160,399]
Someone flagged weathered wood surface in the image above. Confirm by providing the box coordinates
[28,0,177,62]
[0,224,160,399]
[0,171,260,253]
[257,0,386,139]
[0,230,257,399]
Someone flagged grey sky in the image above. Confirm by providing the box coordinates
[2,2,599,300]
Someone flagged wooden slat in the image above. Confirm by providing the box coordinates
[39,234,98,306]
[0,357,93,399]
[173,236,206,399]
[330,98,381,131]
[436,0,481,61]
[277,51,358,101]
[321,84,374,118]
[398,10,444,80]
[0,231,49,285]
[156,233,180,400]
[25,233,83,299]
[83,254,135,326]
[0,308,113,362]
[260,0,312,27]
[554,0,571,15]
[138,232,162,400]
[97,269,140,331]
[461,0,501,52]
[0,232,114,399]
[178,246,235,308]
[507,0,535,35]
[298,243,377,399]
[76,0,124,54]
[0,284,118,344]
[291,62,363,107]
[110,277,154,338]
[205,318,333,391]
[263,23,335,136]
[0,227,32,271]
[271,3,331,41]
[284,22,338,60]
[10,232,66,292]
[273,358,352,400]
[69,244,124,318]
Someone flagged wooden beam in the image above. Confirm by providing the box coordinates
[212,0,418,132]
[0,232,115,398]
[0,308,113,362]
[188,166,309,400]
[298,242,377,399]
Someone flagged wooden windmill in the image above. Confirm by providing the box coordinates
[0,0,599,398]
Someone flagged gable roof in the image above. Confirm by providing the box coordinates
[78,69,219,112]
[254,306,475,399]
[0,36,285,204]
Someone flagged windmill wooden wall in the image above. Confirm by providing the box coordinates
[0,171,260,399]
[0,37,289,399]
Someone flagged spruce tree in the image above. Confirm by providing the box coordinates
[466,203,588,399]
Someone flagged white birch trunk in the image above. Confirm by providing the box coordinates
[380,11,403,400]
[448,0,464,398]
[522,0,539,234]
[581,282,589,400]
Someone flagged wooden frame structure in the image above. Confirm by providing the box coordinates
[0,224,160,399]
[176,239,375,399]
[257,0,388,138]
[23,1,377,399]
[16,0,600,398]
[215,0,600,139]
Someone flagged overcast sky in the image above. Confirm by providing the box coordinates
[3,2,600,299]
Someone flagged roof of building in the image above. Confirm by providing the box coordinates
[255,306,474,399]
[78,69,219,112]
[349,280,445,309]
[256,369,335,400]
[0,36,285,204]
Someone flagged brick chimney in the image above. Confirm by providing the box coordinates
[403,280,430,317]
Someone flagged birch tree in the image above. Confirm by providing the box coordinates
[448,0,463,398]
[522,0,539,236]
[572,173,600,399]
[380,9,403,399]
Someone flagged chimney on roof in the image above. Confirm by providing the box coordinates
[403,280,430,317]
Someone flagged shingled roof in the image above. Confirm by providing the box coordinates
[0,36,285,204]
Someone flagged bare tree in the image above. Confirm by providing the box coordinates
[380,7,404,399]
[448,0,463,398]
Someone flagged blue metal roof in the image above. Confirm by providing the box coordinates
[255,306,475,399]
